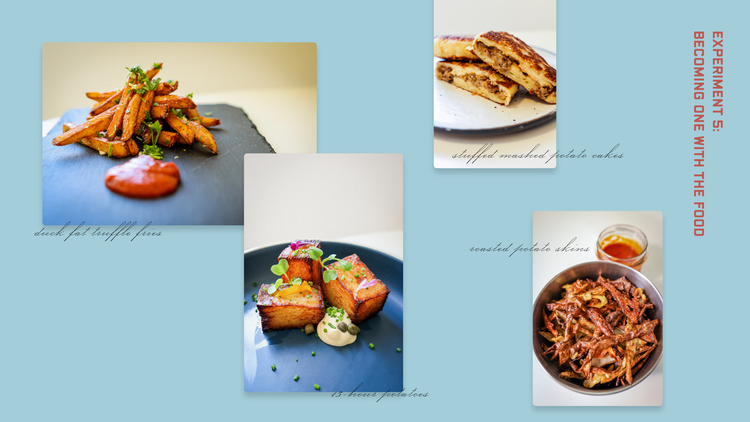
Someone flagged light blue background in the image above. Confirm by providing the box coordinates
[2,0,748,420]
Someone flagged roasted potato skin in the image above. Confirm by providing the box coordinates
[321,254,390,324]
[256,284,325,331]
[278,240,323,287]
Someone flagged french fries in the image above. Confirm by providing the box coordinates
[62,122,138,158]
[165,110,194,144]
[121,92,142,141]
[53,107,117,146]
[153,95,196,109]
[155,81,178,95]
[53,62,221,156]
[85,91,117,101]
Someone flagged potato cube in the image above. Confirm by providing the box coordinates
[320,254,390,324]
[256,283,325,332]
[278,240,323,287]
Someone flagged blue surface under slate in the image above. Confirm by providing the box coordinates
[42,104,274,225]
[244,242,404,393]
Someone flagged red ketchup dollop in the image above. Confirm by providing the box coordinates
[105,155,180,198]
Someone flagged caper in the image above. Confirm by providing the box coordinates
[304,323,315,335]
[348,324,360,335]
[337,322,348,333]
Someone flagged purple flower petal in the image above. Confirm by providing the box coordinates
[356,279,377,292]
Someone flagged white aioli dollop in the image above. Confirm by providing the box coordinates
[317,309,357,347]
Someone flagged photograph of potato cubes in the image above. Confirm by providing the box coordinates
[42,43,316,225]
[434,0,557,169]
[243,154,403,392]
[533,211,663,406]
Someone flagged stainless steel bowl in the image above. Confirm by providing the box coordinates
[532,261,663,395]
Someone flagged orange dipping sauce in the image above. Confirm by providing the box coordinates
[597,234,647,271]
[602,241,642,259]
[105,155,180,198]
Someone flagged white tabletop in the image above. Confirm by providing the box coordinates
[532,211,663,406]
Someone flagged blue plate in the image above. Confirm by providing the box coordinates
[244,242,403,393]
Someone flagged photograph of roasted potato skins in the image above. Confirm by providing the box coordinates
[243,154,403,392]
[533,211,663,406]
[42,43,316,225]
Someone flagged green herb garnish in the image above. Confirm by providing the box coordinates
[171,108,186,119]
[205,112,213,117]
[397,348,402,352]
[311,351,315,356]
[107,143,113,157]
[369,343,374,349]
[314,384,320,390]
[294,375,299,381]
[141,120,164,160]
[271,364,276,371]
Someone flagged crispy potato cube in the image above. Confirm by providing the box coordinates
[278,240,323,287]
[321,254,390,324]
[257,284,325,332]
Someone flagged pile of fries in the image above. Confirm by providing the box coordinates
[52,63,221,158]
[539,275,660,388]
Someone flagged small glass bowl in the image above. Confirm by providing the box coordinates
[595,224,648,271]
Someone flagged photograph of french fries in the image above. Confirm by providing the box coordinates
[52,63,220,159]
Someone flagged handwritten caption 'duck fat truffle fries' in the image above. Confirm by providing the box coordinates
[434,31,556,106]
[51,63,221,198]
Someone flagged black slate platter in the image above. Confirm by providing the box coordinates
[42,104,274,225]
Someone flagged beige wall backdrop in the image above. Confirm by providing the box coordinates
[434,0,556,35]
[244,154,403,251]
[43,43,316,120]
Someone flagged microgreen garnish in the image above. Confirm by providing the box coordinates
[125,65,147,83]
[141,120,164,160]
[153,63,162,70]
[171,108,186,119]
[205,112,213,117]
[307,249,353,284]
[266,278,283,295]
[187,93,193,98]
[244,300,247,305]
[107,143,113,157]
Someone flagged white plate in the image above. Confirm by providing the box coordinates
[433,48,557,133]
